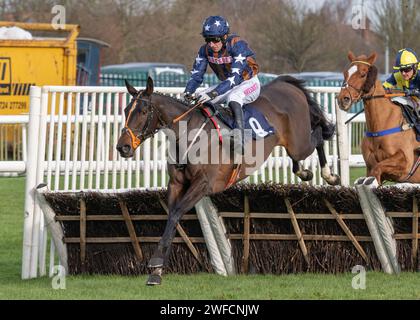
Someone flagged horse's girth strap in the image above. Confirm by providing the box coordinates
[201,107,223,143]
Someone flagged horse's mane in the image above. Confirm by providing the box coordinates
[153,91,190,107]
[362,65,378,93]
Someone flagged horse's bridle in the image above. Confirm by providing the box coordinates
[340,60,373,104]
[123,92,167,149]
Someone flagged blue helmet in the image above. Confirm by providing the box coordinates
[201,16,229,38]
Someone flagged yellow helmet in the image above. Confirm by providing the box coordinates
[393,48,419,71]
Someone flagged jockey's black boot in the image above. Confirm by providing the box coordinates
[229,101,245,154]
[416,107,420,123]
[414,103,420,139]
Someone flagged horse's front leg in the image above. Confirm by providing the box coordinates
[368,150,407,184]
[148,179,185,270]
[147,175,210,285]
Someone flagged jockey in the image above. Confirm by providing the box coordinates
[183,15,260,153]
[383,48,420,94]
[383,48,420,120]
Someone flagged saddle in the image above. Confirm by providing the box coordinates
[200,102,275,141]
[391,96,420,142]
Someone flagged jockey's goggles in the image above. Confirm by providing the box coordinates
[205,37,222,43]
[400,65,414,73]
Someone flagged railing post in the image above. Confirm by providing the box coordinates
[335,98,350,186]
[35,88,50,276]
[22,86,42,279]
[143,138,151,188]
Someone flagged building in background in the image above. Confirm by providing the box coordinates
[76,38,110,86]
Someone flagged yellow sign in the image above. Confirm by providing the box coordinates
[0,22,79,115]
[0,57,11,94]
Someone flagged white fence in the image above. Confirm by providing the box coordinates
[1,88,366,175]
[18,84,356,279]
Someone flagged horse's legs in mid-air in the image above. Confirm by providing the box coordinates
[316,144,340,185]
[291,125,340,185]
[147,174,210,285]
[292,160,313,181]
[308,124,340,185]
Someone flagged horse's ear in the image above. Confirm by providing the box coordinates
[367,52,377,65]
[348,51,356,62]
[144,77,154,96]
[362,65,378,93]
[125,79,138,96]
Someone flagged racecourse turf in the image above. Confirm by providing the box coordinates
[1,170,419,300]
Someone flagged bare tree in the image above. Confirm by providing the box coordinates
[374,0,420,63]
[250,0,340,73]
[0,0,388,74]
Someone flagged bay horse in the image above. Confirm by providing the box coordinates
[337,51,420,184]
[117,76,340,285]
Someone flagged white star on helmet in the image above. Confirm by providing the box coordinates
[214,20,221,27]
[204,24,210,31]
[191,69,199,75]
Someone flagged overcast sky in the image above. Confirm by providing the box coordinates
[293,0,377,26]
[296,0,374,11]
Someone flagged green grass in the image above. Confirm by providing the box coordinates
[1,272,420,300]
[1,172,419,300]
[0,177,25,281]
[349,167,366,184]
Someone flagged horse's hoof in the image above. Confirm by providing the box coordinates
[148,257,164,268]
[298,169,313,181]
[326,174,341,186]
[146,274,162,286]
[331,174,341,185]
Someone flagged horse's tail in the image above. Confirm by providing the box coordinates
[278,75,335,140]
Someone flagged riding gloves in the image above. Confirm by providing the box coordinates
[197,91,218,104]
[183,92,194,103]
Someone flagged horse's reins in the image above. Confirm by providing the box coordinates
[174,99,243,188]
[124,93,244,186]
[172,100,203,124]
[342,60,420,181]
[344,92,409,125]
